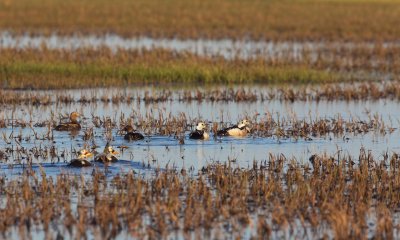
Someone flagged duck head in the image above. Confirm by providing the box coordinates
[238,119,250,128]
[70,112,80,123]
[104,144,119,155]
[196,122,207,131]
[78,149,93,159]
[123,125,135,133]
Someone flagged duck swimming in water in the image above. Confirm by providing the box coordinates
[54,112,81,131]
[217,119,251,137]
[94,144,119,163]
[69,149,93,167]
[189,122,209,140]
[123,125,144,141]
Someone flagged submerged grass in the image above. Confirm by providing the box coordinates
[0,0,400,41]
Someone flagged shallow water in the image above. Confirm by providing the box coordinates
[1,31,399,60]
[1,86,399,179]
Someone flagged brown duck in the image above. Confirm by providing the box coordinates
[55,112,81,131]
[123,125,144,141]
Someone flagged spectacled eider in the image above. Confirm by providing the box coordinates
[54,112,81,131]
[189,122,210,140]
[123,125,144,141]
[94,144,119,163]
[216,119,251,137]
[69,149,93,167]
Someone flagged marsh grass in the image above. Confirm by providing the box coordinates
[1,61,334,89]
[1,1,399,88]
[2,82,400,105]
[0,0,400,41]
[1,149,400,239]
[2,38,400,89]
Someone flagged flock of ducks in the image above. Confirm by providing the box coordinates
[54,112,251,167]
[69,143,119,167]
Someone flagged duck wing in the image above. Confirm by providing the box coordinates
[54,123,81,131]
[217,125,238,136]
[189,130,203,139]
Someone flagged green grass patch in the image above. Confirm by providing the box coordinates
[0,61,338,89]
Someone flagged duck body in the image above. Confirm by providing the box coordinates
[124,132,144,141]
[68,149,93,167]
[55,123,81,131]
[122,125,144,141]
[94,154,118,163]
[217,120,251,137]
[94,144,119,163]
[189,130,209,140]
[217,125,239,136]
[54,112,81,131]
[68,159,92,167]
[217,125,250,137]
[189,122,209,140]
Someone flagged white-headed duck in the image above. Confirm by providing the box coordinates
[189,122,210,140]
[94,144,119,163]
[217,119,251,137]
[69,149,93,167]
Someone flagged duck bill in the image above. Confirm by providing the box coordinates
[112,150,119,155]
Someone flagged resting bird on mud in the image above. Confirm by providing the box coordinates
[54,112,81,131]
[217,119,251,137]
[189,122,210,140]
[94,143,119,163]
[69,149,93,167]
[123,125,144,141]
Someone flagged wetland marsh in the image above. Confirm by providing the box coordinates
[1,0,400,239]
[1,85,400,239]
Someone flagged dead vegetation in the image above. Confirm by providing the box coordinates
[0,149,399,239]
